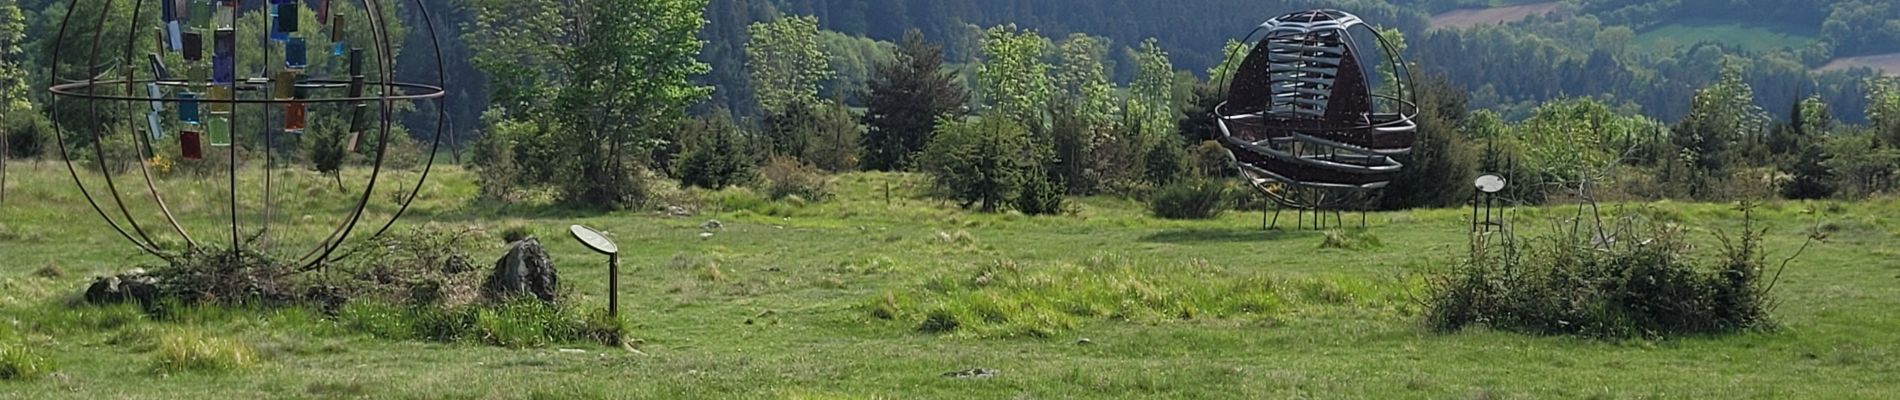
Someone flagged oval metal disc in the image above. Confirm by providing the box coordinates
[570,224,618,255]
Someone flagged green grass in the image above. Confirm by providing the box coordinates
[1634,19,1817,55]
[2,160,1899,398]
[151,328,259,374]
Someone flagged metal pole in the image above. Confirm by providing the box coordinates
[608,253,620,319]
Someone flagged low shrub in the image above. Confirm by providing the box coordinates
[1425,207,1796,339]
[325,225,488,308]
[759,156,831,201]
[152,329,258,373]
[148,247,298,306]
[1149,179,1230,219]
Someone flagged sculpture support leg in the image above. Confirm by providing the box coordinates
[608,253,620,319]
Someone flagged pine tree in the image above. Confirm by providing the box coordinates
[859,29,967,171]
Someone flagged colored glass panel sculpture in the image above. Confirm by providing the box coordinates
[179,129,203,160]
[178,92,200,123]
[182,31,202,61]
[207,116,231,147]
[285,37,308,70]
[213,28,234,84]
[207,86,232,113]
[285,102,306,132]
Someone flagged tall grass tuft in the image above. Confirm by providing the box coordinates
[152,329,258,373]
[0,327,52,380]
[1319,229,1383,250]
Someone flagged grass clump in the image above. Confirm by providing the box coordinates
[336,297,627,348]
[1426,207,1797,339]
[878,259,1325,338]
[1319,229,1383,250]
[1149,179,1230,220]
[152,329,258,373]
[0,327,52,381]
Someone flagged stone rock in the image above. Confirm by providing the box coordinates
[943,368,998,379]
[85,269,161,307]
[700,220,724,230]
[482,238,560,303]
[666,206,693,217]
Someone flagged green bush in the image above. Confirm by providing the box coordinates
[676,111,758,191]
[1143,138,1188,187]
[3,110,51,159]
[920,117,1038,212]
[1425,210,1785,339]
[1014,169,1066,216]
[468,113,528,201]
[1149,179,1230,219]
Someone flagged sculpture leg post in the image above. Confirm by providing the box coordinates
[608,253,620,319]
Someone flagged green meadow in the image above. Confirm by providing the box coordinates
[1633,19,1819,55]
[1,163,1898,398]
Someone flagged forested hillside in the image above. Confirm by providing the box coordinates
[695,0,1899,123]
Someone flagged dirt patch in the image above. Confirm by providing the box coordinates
[1817,53,1900,76]
[1430,2,1565,30]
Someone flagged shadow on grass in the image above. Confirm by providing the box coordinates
[1139,228,1316,244]
[396,199,608,223]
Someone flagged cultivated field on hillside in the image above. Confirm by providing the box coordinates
[1429,2,1564,30]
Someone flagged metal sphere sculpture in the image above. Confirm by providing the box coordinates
[1215,9,1417,228]
[45,0,449,268]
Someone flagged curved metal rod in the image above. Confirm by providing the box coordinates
[227,0,242,258]
[47,0,165,258]
[261,24,278,248]
[50,79,447,103]
[86,0,167,253]
[364,0,451,241]
[123,0,198,248]
[299,0,399,271]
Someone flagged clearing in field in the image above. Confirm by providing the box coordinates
[1818,53,1900,76]
[1633,19,1817,55]
[1429,2,1564,30]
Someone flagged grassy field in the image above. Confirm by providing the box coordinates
[1818,53,1900,77]
[2,161,1899,398]
[1633,19,1817,55]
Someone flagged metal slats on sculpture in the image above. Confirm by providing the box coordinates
[43,0,451,269]
[1215,9,1417,230]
